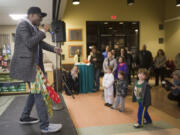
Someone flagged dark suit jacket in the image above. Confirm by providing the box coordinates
[10,20,55,82]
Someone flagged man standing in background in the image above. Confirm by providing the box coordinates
[137,45,153,70]
[90,46,103,91]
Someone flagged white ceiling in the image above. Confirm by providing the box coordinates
[0,0,53,25]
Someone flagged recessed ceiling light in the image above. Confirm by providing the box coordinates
[72,0,80,5]
[176,0,180,7]
[9,14,27,21]
[135,29,138,32]
[127,0,135,6]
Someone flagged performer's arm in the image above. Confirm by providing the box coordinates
[40,41,55,53]
[18,22,45,49]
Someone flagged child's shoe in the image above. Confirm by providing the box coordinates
[110,106,115,110]
[107,104,112,107]
[119,110,124,112]
[144,120,152,125]
[133,123,142,128]
[104,103,109,106]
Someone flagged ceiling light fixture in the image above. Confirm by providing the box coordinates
[135,29,138,32]
[127,0,135,6]
[176,0,180,7]
[9,14,27,21]
[72,0,80,5]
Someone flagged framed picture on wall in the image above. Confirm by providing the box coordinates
[68,45,83,58]
[68,29,82,41]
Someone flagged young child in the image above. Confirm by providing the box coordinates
[132,68,152,128]
[111,71,128,112]
[115,56,128,79]
[103,66,115,107]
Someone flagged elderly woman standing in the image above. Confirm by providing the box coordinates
[154,49,166,86]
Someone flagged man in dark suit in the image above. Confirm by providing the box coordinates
[10,7,62,133]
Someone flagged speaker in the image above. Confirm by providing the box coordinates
[51,20,66,42]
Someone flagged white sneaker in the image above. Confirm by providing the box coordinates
[133,123,142,128]
[41,123,63,133]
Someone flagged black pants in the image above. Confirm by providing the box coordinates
[128,68,132,84]
[168,92,180,105]
[154,67,165,85]
[65,80,79,95]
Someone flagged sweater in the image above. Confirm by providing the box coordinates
[154,55,166,68]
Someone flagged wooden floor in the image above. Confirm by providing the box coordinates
[149,79,180,119]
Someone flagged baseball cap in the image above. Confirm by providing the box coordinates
[27,7,47,17]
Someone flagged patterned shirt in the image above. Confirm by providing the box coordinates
[134,81,144,102]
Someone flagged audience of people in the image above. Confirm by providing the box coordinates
[64,44,180,129]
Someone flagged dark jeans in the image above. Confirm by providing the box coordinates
[94,68,100,91]
[168,92,180,104]
[155,67,165,85]
[21,93,49,129]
